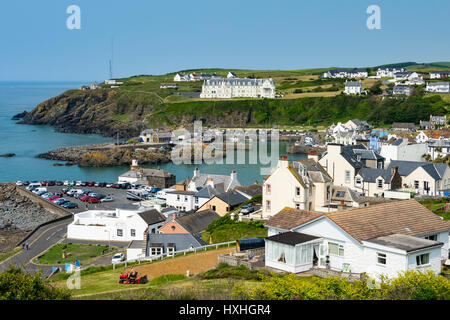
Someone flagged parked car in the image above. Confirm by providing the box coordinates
[50,197,62,202]
[75,181,82,186]
[47,181,56,186]
[111,253,125,264]
[87,197,100,204]
[54,198,69,205]
[55,181,64,186]
[41,180,48,186]
[100,195,114,202]
[111,183,120,189]
[106,183,113,188]
[62,202,78,209]
[16,181,23,186]
[240,204,255,215]
[87,181,95,187]
[27,183,42,191]
[99,182,107,187]
[62,187,69,194]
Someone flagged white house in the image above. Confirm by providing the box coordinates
[343,81,363,95]
[426,82,450,93]
[173,73,189,81]
[264,200,449,278]
[227,72,237,78]
[67,205,167,242]
[379,138,428,164]
[200,78,276,99]
[323,69,368,79]
[394,72,420,82]
[393,85,414,96]
[376,67,406,78]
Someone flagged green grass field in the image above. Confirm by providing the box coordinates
[36,244,115,265]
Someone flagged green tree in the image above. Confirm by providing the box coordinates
[0,265,71,300]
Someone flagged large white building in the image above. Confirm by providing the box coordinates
[200,78,276,99]
[343,81,363,95]
[67,205,167,242]
[376,67,406,78]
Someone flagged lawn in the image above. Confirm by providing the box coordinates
[36,243,115,265]
[0,247,21,263]
[418,198,450,221]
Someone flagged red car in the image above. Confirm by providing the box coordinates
[41,180,48,186]
[50,197,61,202]
[87,197,100,203]
[87,181,96,187]
[111,184,120,189]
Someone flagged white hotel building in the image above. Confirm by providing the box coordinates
[200,78,276,99]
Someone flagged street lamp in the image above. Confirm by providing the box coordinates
[104,229,111,248]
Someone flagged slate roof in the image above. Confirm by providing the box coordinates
[330,186,367,204]
[146,233,204,253]
[216,190,248,206]
[191,172,238,191]
[174,210,220,234]
[266,232,320,246]
[194,183,226,199]
[166,190,197,196]
[266,200,449,243]
[387,160,448,180]
[233,184,262,198]
[137,209,167,225]
[365,234,443,252]
[358,167,392,183]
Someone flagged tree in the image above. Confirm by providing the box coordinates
[0,265,71,300]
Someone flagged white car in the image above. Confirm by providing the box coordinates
[111,253,125,264]
[100,195,114,202]
[75,181,82,186]
[16,181,23,186]
[106,183,112,188]
[63,180,69,186]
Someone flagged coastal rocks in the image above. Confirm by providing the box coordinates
[11,110,28,120]
[53,163,64,166]
[38,143,171,167]
[0,183,59,233]
[0,153,16,158]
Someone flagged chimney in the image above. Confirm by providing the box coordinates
[327,143,343,156]
[193,167,199,178]
[278,154,289,169]
[308,150,319,162]
[131,159,139,171]
[230,170,237,184]
[207,177,215,188]
[391,166,399,176]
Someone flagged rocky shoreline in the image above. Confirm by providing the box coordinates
[0,184,59,252]
[37,143,172,167]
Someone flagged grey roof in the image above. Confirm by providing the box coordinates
[128,240,145,249]
[340,145,384,169]
[216,190,248,206]
[266,232,320,246]
[116,204,145,211]
[138,209,167,225]
[174,210,220,235]
[330,185,367,204]
[365,234,443,252]
[391,138,404,146]
[345,81,362,87]
[388,160,449,180]
[194,183,225,199]
[191,172,239,191]
[166,190,197,196]
[233,184,262,198]
[204,78,274,87]
[292,159,332,183]
[146,233,204,253]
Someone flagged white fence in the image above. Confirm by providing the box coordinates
[112,240,237,270]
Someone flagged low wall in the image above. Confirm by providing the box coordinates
[218,251,264,270]
[311,267,363,282]
[12,183,73,217]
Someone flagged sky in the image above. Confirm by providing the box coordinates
[0,0,449,81]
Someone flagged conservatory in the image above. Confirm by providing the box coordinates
[265,232,322,273]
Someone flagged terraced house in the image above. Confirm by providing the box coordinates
[200,77,276,98]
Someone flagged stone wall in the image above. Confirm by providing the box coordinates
[311,267,363,282]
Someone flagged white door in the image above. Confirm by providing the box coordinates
[318,243,328,268]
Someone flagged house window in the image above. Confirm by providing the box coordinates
[377,179,383,189]
[356,177,361,185]
[414,180,419,189]
[416,253,430,266]
[194,197,199,204]
[171,225,176,231]
[117,229,123,237]
[345,171,350,183]
[212,205,216,211]
[177,195,180,201]
[328,242,344,256]
[295,204,300,210]
[295,187,300,196]
[377,252,387,265]
[184,196,188,202]
[425,234,437,241]
[167,247,175,256]
[150,247,162,256]
[130,229,136,237]
[266,184,271,194]
[266,200,271,210]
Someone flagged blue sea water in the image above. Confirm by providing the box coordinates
[0,82,305,184]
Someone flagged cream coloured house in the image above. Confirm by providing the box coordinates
[262,155,333,217]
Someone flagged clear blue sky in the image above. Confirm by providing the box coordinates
[1,0,449,81]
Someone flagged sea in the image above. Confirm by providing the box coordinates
[0,81,305,185]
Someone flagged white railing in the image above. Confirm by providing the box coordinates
[112,240,236,270]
